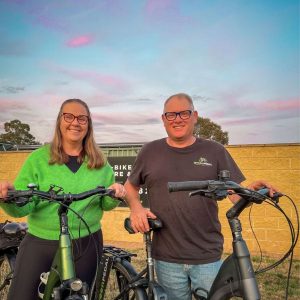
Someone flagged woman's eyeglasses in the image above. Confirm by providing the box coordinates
[164,110,193,121]
[62,113,89,125]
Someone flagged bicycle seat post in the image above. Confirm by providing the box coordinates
[144,231,155,283]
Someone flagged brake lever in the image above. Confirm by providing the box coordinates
[189,189,228,201]
[189,189,206,197]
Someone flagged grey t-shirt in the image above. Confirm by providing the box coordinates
[128,138,245,264]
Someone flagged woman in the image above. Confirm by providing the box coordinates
[0,99,126,299]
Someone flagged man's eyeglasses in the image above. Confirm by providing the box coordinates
[62,113,89,125]
[164,110,193,121]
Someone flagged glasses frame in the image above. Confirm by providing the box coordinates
[164,110,193,121]
[61,113,89,125]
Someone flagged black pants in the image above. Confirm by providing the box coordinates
[8,230,103,300]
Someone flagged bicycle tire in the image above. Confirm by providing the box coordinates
[0,249,18,300]
[104,259,147,300]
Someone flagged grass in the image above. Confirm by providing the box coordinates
[252,255,300,300]
[1,249,299,299]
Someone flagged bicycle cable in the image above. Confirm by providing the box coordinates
[248,203,264,273]
[230,190,299,300]
[35,193,107,299]
[74,196,103,299]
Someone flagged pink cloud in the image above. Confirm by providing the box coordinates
[145,0,174,15]
[144,0,190,26]
[66,35,94,47]
[92,112,160,126]
[222,116,270,126]
[62,69,130,92]
[213,96,300,116]
[222,110,298,126]
[43,61,131,92]
[0,99,27,112]
[258,98,300,111]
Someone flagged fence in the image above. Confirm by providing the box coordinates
[0,143,299,258]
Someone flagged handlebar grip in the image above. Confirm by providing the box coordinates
[168,181,209,192]
[257,188,283,201]
[6,190,33,199]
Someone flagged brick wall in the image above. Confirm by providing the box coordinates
[0,144,299,258]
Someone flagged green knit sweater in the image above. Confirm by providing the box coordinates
[0,145,119,240]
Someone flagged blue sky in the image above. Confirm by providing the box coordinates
[0,0,299,145]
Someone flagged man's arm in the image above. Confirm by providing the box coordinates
[124,179,156,233]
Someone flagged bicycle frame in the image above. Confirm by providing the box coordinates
[204,198,260,300]
[42,202,89,300]
[3,186,123,300]
[96,246,141,300]
[123,218,168,300]
[144,232,167,300]
[95,219,167,300]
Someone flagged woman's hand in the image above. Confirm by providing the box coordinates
[0,181,14,201]
[109,183,127,199]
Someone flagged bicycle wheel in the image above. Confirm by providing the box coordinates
[104,259,147,300]
[0,250,17,300]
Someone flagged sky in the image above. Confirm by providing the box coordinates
[0,0,299,145]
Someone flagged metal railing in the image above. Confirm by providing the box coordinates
[0,142,144,155]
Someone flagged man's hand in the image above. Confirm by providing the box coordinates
[229,179,280,203]
[247,180,279,197]
[124,179,157,233]
[130,206,157,233]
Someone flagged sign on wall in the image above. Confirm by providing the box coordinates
[107,157,148,207]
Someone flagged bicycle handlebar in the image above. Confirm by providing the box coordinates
[3,185,117,206]
[168,179,282,203]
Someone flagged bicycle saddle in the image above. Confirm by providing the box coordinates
[124,217,163,234]
[2,222,28,236]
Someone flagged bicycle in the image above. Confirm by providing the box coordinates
[168,170,299,300]
[0,220,28,298]
[2,184,147,300]
[0,218,167,300]
[95,217,167,300]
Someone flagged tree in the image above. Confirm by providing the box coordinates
[0,119,40,145]
[193,117,229,145]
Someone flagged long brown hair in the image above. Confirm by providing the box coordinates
[49,99,106,169]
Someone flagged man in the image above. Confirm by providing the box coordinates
[124,93,277,299]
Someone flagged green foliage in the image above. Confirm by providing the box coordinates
[194,117,229,145]
[0,119,40,145]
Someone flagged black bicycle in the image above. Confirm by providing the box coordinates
[0,220,27,298]
[95,217,167,300]
[168,170,299,300]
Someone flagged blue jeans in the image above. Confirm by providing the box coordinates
[155,259,223,300]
